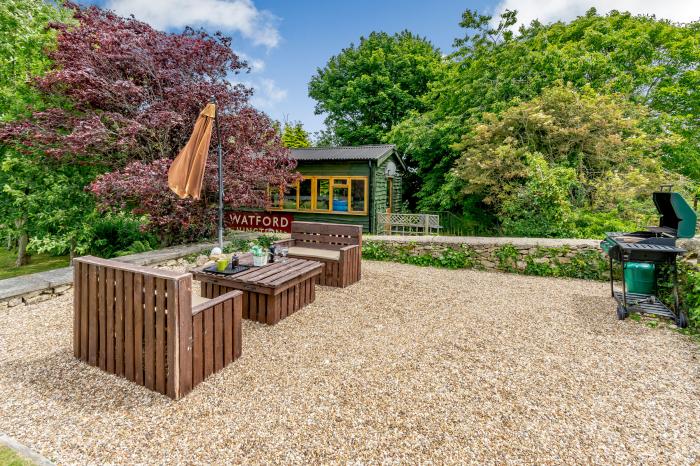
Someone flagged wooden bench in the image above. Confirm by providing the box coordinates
[73,256,243,400]
[193,254,323,325]
[274,222,362,288]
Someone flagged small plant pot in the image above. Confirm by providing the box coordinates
[252,255,268,267]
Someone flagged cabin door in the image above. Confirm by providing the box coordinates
[386,177,393,213]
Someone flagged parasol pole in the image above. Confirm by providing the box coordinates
[212,96,224,250]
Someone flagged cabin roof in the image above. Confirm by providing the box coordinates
[290,144,396,162]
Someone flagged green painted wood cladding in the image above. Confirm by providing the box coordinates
[267,148,405,233]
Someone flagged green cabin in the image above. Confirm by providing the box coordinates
[269,144,406,233]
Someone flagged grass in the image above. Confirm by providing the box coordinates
[0,248,70,280]
[0,446,34,466]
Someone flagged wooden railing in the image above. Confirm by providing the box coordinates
[73,256,242,399]
[376,212,441,235]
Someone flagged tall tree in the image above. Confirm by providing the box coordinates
[0,4,297,246]
[451,84,680,237]
[390,8,700,211]
[309,30,444,145]
[280,121,311,148]
[0,0,74,265]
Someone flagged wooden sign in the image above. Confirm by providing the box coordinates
[225,211,294,233]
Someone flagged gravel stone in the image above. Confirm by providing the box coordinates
[1,261,699,464]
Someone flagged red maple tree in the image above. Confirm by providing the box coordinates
[0,3,297,244]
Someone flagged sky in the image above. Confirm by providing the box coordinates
[83,0,700,136]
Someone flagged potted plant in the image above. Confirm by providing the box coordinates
[250,244,268,266]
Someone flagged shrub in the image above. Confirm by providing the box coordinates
[88,214,157,258]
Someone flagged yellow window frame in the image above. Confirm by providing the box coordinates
[268,176,369,215]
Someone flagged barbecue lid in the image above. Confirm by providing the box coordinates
[652,186,697,238]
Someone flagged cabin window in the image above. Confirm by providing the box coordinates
[269,176,368,215]
[283,184,297,209]
[299,178,312,210]
[270,186,282,209]
[350,179,366,213]
[315,178,331,210]
[332,179,349,212]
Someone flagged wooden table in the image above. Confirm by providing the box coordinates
[193,255,323,325]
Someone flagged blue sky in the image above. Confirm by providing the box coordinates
[83,0,699,136]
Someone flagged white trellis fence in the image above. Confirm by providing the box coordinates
[376,211,441,235]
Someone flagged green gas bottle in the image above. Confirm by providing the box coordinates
[623,262,655,294]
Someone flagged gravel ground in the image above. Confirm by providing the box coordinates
[1,261,699,464]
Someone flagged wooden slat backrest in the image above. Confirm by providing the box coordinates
[73,256,192,399]
[291,221,362,247]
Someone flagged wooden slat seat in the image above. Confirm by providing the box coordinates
[73,256,243,400]
[287,246,340,261]
[274,221,362,288]
[191,294,211,306]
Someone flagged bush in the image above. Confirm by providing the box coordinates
[498,156,577,238]
[658,263,700,333]
[88,214,157,258]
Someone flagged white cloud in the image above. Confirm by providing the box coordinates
[105,0,281,48]
[235,51,265,72]
[233,77,287,111]
[492,0,700,29]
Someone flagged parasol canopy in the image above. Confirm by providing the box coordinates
[167,103,217,200]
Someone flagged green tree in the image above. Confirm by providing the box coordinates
[281,121,311,148]
[0,0,71,121]
[0,0,73,265]
[451,85,686,237]
[309,30,445,145]
[390,8,700,211]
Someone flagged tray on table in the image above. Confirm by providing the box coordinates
[202,264,251,275]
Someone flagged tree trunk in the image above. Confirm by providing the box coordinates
[16,232,28,267]
[14,217,29,267]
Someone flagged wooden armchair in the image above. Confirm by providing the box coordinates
[73,256,242,400]
[274,221,362,287]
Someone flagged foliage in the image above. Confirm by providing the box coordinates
[362,240,609,279]
[451,85,683,237]
[0,0,77,264]
[1,148,101,257]
[280,121,311,148]
[0,3,298,247]
[250,244,266,257]
[494,244,519,272]
[389,8,700,214]
[87,214,158,258]
[91,159,216,245]
[255,233,280,249]
[0,0,72,121]
[223,237,254,254]
[309,30,445,145]
[658,262,700,333]
[362,241,478,269]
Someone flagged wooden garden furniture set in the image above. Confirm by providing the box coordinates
[193,255,323,325]
[73,221,361,399]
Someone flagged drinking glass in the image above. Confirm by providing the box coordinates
[281,247,288,263]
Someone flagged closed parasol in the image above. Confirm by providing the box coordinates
[167,100,225,248]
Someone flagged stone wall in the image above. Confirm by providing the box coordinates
[0,236,260,310]
[362,235,608,279]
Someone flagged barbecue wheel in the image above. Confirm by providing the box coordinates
[676,312,689,329]
[616,304,628,320]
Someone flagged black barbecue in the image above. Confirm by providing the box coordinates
[600,185,696,328]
